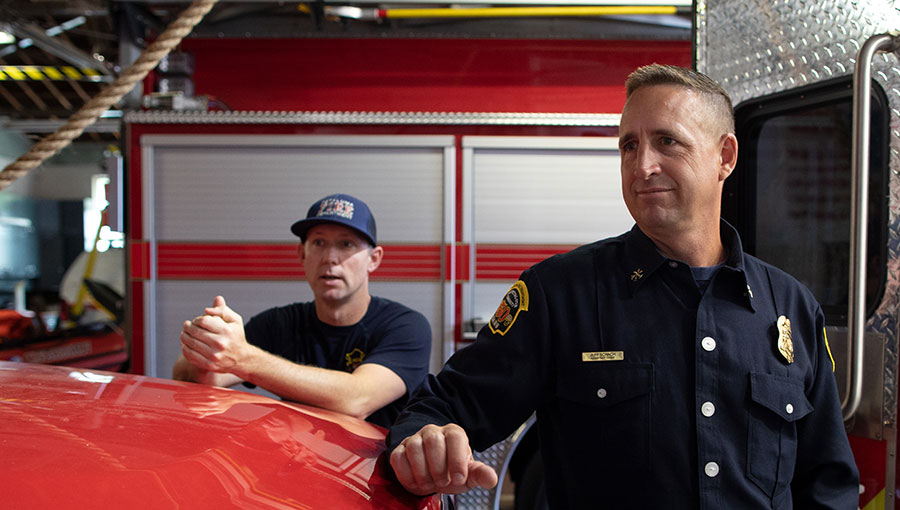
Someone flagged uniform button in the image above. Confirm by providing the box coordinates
[704,462,720,478]
[701,337,716,351]
[597,388,607,399]
[701,402,716,417]
[668,261,678,268]
[786,403,794,414]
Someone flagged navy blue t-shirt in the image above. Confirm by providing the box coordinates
[690,263,723,294]
[243,296,431,428]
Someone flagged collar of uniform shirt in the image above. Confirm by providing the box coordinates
[621,221,755,311]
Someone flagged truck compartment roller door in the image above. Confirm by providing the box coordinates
[138,134,454,380]
[462,136,632,327]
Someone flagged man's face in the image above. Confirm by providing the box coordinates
[299,224,382,305]
[618,84,736,236]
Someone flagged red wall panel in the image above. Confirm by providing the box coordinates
[180,38,691,113]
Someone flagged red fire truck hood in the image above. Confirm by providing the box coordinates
[0,361,439,510]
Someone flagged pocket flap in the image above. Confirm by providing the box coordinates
[749,372,813,422]
[558,363,654,408]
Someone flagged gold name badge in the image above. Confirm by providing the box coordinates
[582,351,624,362]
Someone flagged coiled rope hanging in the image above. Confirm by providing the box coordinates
[0,0,220,191]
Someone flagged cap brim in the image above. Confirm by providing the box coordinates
[290,218,375,246]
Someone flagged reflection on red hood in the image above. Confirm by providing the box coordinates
[0,361,439,510]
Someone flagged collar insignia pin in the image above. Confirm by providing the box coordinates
[630,269,644,282]
[777,315,794,364]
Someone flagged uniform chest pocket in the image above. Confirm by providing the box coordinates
[747,372,813,500]
[556,362,654,408]
[554,363,654,484]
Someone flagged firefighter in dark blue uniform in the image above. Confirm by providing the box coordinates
[387,64,859,509]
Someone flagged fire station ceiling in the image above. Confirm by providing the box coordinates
[0,0,690,144]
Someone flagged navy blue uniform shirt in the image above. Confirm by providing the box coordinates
[389,223,858,508]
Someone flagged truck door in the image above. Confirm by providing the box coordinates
[726,72,892,508]
[698,1,900,507]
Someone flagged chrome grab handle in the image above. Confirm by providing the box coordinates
[843,32,900,421]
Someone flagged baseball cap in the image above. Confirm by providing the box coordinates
[290,193,377,246]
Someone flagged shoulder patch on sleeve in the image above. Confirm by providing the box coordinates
[823,328,835,372]
[489,280,530,336]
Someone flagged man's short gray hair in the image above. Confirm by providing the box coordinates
[625,63,735,134]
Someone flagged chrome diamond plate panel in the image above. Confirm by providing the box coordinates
[458,437,512,510]
[697,0,900,430]
[458,418,535,510]
[698,0,900,104]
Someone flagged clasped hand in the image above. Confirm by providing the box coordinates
[180,295,249,375]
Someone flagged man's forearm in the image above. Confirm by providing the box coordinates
[173,356,242,387]
[238,347,404,420]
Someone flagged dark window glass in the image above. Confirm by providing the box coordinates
[726,77,888,325]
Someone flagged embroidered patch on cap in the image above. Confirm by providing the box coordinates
[489,280,529,336]
[317,197,355,220]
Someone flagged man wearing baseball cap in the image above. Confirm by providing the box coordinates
[173,193,432,428]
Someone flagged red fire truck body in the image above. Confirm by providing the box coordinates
[123,3,900,506]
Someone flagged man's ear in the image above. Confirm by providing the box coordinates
[297,243,306,266]
[719,133,738,181]
[368,246,384,273]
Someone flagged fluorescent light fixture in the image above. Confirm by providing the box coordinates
[0,31,14,45]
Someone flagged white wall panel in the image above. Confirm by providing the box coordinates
[462,136,633,331]
[472,148,632,244]
[151,141,445,242]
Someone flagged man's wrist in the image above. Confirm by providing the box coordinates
[191,367,217,385]
[230,342,262,383]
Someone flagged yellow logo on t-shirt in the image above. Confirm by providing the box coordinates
[345,348,366,371]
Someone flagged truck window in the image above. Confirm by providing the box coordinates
[725,76,889,325]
